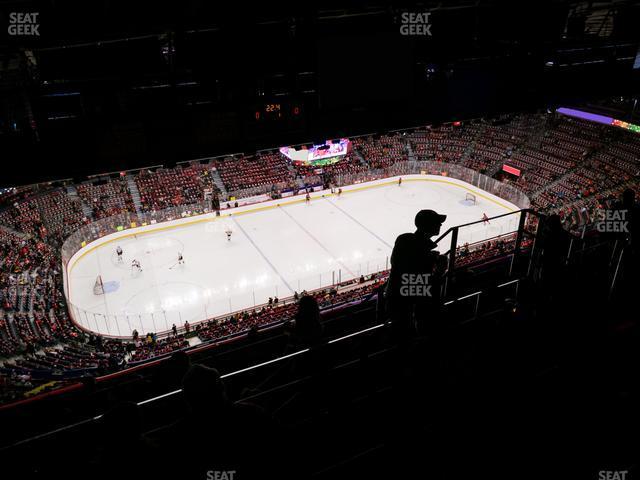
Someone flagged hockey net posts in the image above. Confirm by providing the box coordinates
[93,275,105,295]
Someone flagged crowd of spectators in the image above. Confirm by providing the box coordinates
[215,152,291,197]
[455,233,535,267]
[129,333,190,363]
[135,163,219,212]
[352,133,408,169]
[76,178,136,219]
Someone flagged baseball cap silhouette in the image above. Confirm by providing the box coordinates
[415,210,447,230]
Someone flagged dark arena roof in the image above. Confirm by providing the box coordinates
[0,1,639,479]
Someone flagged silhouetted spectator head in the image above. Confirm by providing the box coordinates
[415,209,446,237]
[182,364,228,412]
[159,350,191,388]
[168,350,190,371]
[294,295,323,346]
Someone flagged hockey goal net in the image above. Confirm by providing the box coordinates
[464,193,477,205]
[93,275,105,295]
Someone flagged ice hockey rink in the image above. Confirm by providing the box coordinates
[65,175,521,337]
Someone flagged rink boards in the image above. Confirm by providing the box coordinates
[63,174,521,338]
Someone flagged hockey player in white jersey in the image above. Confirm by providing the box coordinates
[131,259,142,274]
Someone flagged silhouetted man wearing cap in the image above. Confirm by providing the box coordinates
[385,209,447,340]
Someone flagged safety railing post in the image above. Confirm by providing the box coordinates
[609,247,625,301]
[445,227,459,298]
[511,209,528,276]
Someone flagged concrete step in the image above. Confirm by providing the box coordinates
[354,149,368,166]
[66,184,94,219]
[210,168,228,197]
[126,175,144,216]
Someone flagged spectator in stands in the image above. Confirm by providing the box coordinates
[386,209,447,341]
[154,364,279,479]
[94,402,156,480]
[182,364,227,411]
[151,350,191,392]
[288,295,323,349]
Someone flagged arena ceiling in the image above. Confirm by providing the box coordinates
[0,0,639,185]
[0,1,638,48]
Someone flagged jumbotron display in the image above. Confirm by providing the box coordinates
[280,138,351,166]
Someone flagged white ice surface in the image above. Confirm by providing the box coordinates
[66,175,520,337]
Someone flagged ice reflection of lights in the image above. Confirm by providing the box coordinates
[185,290,199,303]
[161,296,184,309]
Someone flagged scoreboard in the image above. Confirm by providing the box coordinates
[254,102,303,122]
[247,99,308,139]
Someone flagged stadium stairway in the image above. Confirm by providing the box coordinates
[125,174,144,216]
[483,116,547,178]
[529,142,607,199]
[0,223,29,240]
[460,123,488,167]
[281,158,308,189]
[523,114,550,150]
[402,135,412,158]
[66,184,93,219]
[483,159,504,178]
[210,167,228,197]
[353,148,368,166]
[548,179,637,219]
[405,136,417,162]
